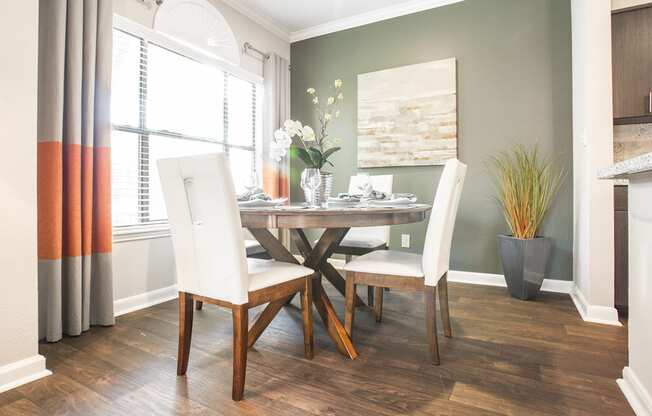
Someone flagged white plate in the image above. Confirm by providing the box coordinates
[238,198,287,208]
[364,198,417,206]
[327,200,360,206]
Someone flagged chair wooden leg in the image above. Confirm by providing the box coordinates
[344,273,356,337]
[367,286,374,307]
[195,300,203,310]
[300,277,314,359]
[373,286,384,323]
[425,286,440,365]
[177,292,194,376]
[438,273,452,338]
[232,305,248,401]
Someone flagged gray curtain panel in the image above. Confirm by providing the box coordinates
[262,53,291,199]
[37,0,115,342]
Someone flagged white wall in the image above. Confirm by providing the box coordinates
[113,232,177,315]
[570,0,620,325]
[619,173,652,415]
[0,0,50,392]
[111,0,290,307]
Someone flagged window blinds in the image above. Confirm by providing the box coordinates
[111,28,261,227]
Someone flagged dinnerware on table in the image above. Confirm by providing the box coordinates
[238,198,287,208]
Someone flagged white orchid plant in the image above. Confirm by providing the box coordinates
[272,79,344,170]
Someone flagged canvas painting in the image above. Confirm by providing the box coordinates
[357,58,457,167]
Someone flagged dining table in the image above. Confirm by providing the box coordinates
[240,203,432,359]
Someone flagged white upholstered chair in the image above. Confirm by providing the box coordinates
[195,234,271,311]
[158,153,316,401]
[333,174,393,306]
[343,159,467,365]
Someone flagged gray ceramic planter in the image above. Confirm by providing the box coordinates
[497,235,552,300]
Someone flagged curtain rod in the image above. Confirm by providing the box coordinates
[244,42,270,60]
[138,0,164,6]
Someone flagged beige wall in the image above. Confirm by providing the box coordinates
[0,0,49,392]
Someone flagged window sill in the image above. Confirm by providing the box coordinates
[113,223,171,243]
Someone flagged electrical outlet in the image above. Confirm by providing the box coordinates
[401,234,410,248]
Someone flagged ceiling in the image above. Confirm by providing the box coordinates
[221,0,464,42]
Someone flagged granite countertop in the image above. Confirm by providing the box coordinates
[598,152,652,179]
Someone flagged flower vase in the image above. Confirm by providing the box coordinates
[303,171,333,207]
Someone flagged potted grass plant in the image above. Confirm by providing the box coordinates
[490,145,565,300]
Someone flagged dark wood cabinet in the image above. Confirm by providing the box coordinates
[612,6,652,123]
[614,185,628,316]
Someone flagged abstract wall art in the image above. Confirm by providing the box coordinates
[357,58,457,167]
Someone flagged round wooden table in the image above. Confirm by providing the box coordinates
[240,204,431,359]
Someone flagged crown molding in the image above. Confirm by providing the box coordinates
[289,0,464,43]
[219,0,291,42]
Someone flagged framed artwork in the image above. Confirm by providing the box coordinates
[357,58,457,167]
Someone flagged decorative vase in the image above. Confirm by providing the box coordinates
[497,235,552,300]
[303,171,333,207]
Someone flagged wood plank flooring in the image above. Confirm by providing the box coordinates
[0,283,632,415]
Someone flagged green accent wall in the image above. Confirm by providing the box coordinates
[290,0,573,280]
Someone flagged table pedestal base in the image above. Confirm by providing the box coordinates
[248,227,358,359]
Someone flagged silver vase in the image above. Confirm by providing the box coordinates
[304,171,333,207]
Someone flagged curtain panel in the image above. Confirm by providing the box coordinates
[38,0,114,342]
[262,54,291,199]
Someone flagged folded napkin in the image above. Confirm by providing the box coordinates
[354,182,389,200]
[335,190,389,201]
[391,193,416,200]
[332,193,362,203]
[361,192,417,206]
[237,187,271,202]
[239,198,287,207]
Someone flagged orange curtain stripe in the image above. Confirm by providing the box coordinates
[38,142,112,259]
[81,146,94,255]
[92,147,112,254]
[38,142,63,260]
[63,143,82,257]
[263,163,289,199]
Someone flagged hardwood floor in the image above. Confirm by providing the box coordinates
[0,283,632,415]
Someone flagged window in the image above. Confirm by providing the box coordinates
[111,27,262,227]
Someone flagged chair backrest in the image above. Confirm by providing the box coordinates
[347,174,393,244]
[422,159,467,286]
[158,153,249,305]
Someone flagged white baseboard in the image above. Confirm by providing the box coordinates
[114,284,178,317]
[447,270,507,287]
[446,270,574,294]
[570,286,622,326]
[618,367,652,416]
[325,258,573,294]
[0,355,51,394]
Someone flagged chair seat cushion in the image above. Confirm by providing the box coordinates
[244,239,261,249]
[339,237,387,249]
[247,259,313,292]
[343,250,424,277]
[313,237,386,249]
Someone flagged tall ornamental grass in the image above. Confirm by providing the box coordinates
[490,145,565,239]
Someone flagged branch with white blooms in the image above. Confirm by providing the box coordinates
[271,79,344,170]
